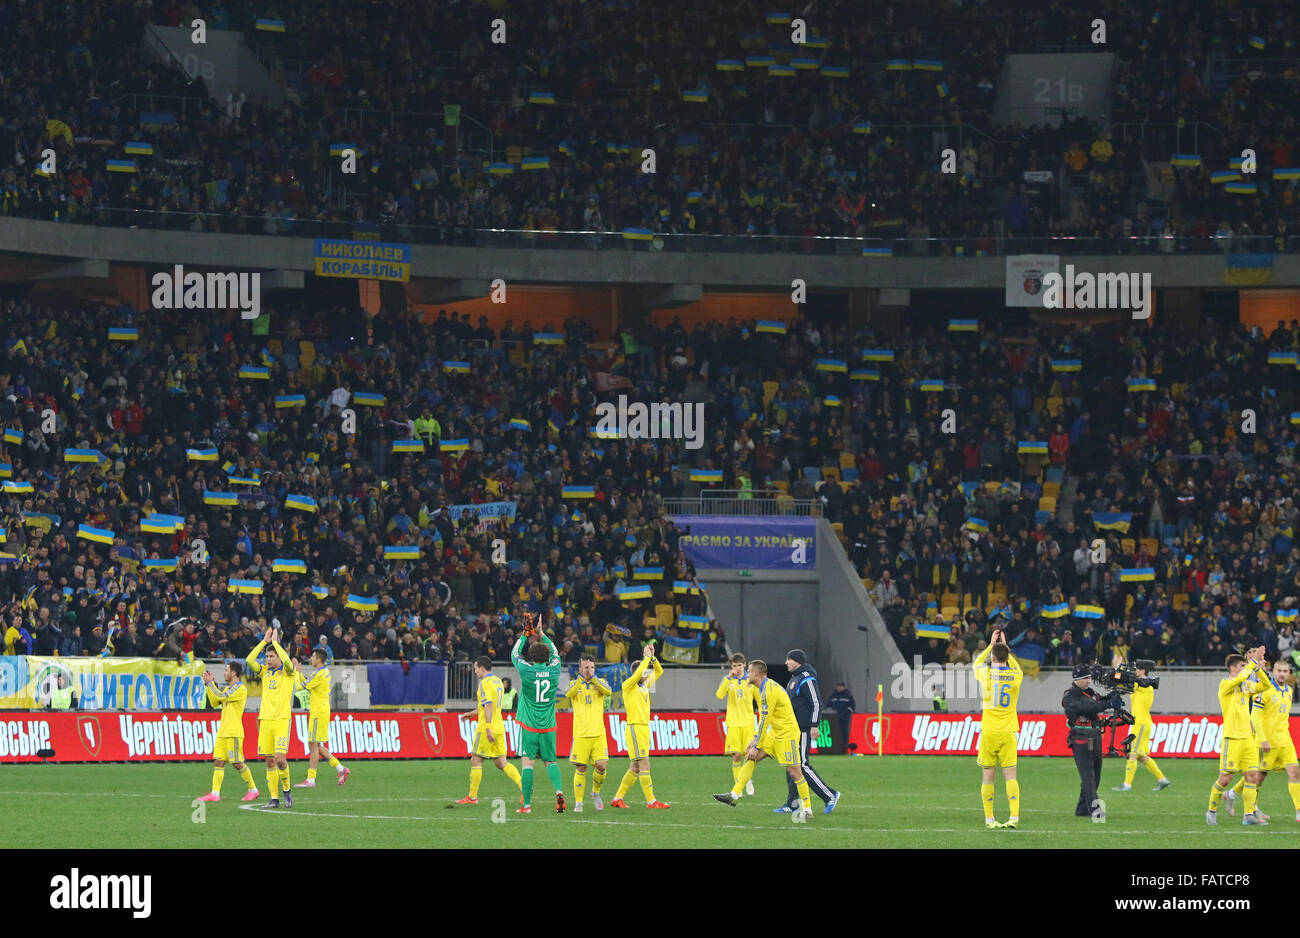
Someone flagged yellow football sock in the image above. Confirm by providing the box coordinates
[1124,759,1138,786]
[638,773,656,804]
[211,767,225,794]
[732,759,756,797]
[615,769,637,800]
[307,767,318,781]
[1006,779,1020,818]
[1243,782,1259,815]
[503,763,523,790]
[574,771,586,804]
[1288,781,1300,810]
[1208,782,1225,811]
[281,766,291,791]
[592,768,606,793]
[327,755,341,768]
[731,761,741,785]
[1232,776,1246,795]
[796,778,811,811]
[982,783,995,820]
[239,766,256,790]
[469,765,483,798]
[267,769,279,795]
[1144,758,1164,780]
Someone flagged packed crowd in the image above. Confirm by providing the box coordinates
[4,0,1299,247]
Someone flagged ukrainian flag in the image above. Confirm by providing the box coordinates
[915,623,950,639]
[285,494,318,512]
[802,36,829,49]
[329,143,356,156]
[1170,154,1201,167]
[1225,183,1258,195]
[634,566,664,581]
[228,476,261,486]
[824,396,841,407]
[256,17,286,31]
[521,156,550,171]
[352,391,386,407]
[948,319,978,332]
[936,82,950,97]
[384,546,421,561]
[1249,35,1265,50]
[673,581,705,595]
[682,90,709,103]
[273,559,308,574]
[615,583,653,601]
[690,469,723,483]
[187,448,219,461]
[1051,359,1082,372]
[791,58,818,70]
[766,11,791,22]
[5,429,24,446]
[1225,254,1273,285]
[1292,413,1300,425]
[311,586,330,599]
[534,333,564,345]
[767,64,795,77]
[440,439,469,453]
[442,361,471,374]
[143,558,179,572]
[679,614,710,627]
[914,59,944,71]
[275,394,306,408]
[487,162,514,176]
[124,142,154,156]
[1210,171,1240,185]
[919,379,945,392]
[143,514,184,534]
[392,440,424,453]
[965,517,989,533]
[106,159,137,173]
[1093,512,1132,533]
[1018,441,1048,455]
[821,65,850,78]
[851,369,880,381]
[1075,605,1105,619]
[862,349,894,362]
[509,418,531,432]
[77,524,116,545]
[1126,378,1156,392]
[622,227,655,241]
[756,320,787,334]
[1278,608,1298,622]
[853,121,872,134]
[862,246,892,256]
[1274,168,1300,181]
[886,59,912,70]
[746,56,776,68]
[562,486,596,499]
[528,91,556,104]
[0,464,11,478]
[815,358,847,373]
[108,327,139,341]
[590,426,623,440]
[229,579,265,595]
[1040,602,1069,619]
[346,593,379,612]
[204,490,237,506]
[686,191,703,203]
[238,365,269,380]
[716,59,744,71]
[1266,352,1294,366]
[1120,567,1155,583]
[64,449,102,463]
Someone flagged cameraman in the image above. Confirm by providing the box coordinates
[1062,664,1125,822]
[1112,657,1170,793]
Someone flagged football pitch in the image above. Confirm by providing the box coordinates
[4,756,1297,849]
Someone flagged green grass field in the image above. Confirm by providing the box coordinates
[3,756,1297,848]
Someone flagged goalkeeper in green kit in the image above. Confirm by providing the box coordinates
[511,613,566,814]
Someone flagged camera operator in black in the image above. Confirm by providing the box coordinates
[1062,663,1125,822]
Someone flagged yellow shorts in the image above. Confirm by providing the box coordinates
[257,718,291,757]
[213,735,243,763]
[570,735,609,766]
[725,723,757,755]
[473,726,507,759]
[1130,723,1152,758]
[759,732,800,766]
[1219,737,1261,774]
[1261,737,1298,772]
[976,729,1018,768]
[308,711,330,744]
[627,724,651,759]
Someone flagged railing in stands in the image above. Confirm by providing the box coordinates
[664,491,822,517]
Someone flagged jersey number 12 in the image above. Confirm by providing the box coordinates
[536,678,551,703]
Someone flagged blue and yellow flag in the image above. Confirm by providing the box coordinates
[1120,568,1155,583]
[77,524,116,544]
[915,623,950,640]
[346,593,379,612]
[562,485,596,499]
[228,579,264,595]
[1093,512,1132,533]
[273,558,308,574]
[285,494,318,512]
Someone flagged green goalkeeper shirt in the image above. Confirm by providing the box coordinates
[512,632,563,730]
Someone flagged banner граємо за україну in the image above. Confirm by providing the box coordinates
[672,515,816,570]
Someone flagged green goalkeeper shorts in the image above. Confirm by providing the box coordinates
[520,728,557,762]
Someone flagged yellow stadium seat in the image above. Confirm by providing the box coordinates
[1172,592,1189,611]
[839,452,856,469]
[832,522,844,536]
[1139,538,1158,556]
[941,606,960,621]
[1038,496,1056,513]
[861,578,874,591]
[1042,482,1060,499]
[771,480,789,494]
[940,592,959,608]
[822,467,841,484]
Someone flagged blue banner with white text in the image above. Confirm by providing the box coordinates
[671,515,817,570]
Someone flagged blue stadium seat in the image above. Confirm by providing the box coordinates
[1035,510,1052,525]
[1045,467,1065,484]
[841,467,860,482]
[803,466,821,483]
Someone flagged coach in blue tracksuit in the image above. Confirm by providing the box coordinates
[776,650,841,814]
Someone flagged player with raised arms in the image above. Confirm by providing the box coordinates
[511,613,567,814]
[1224,657,1299,823]
[197,660,260,803]
[1207,646,1268,826]
[611,642,670,809]
[973,626,1023,829]
[245,627,296,808]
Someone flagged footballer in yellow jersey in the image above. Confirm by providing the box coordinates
[245,627,297,808]
[611,644,670,809]
[714,659,815,822]
[294,649,350,788]
[197,660,259,803]
[565,654,613,811]
[717,653,759,794]
[973,629,1023,829]
[1112,658,1170,793]
[455,656,524,805]
[1227,658,1300,822]
[1207,647,1268,825]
